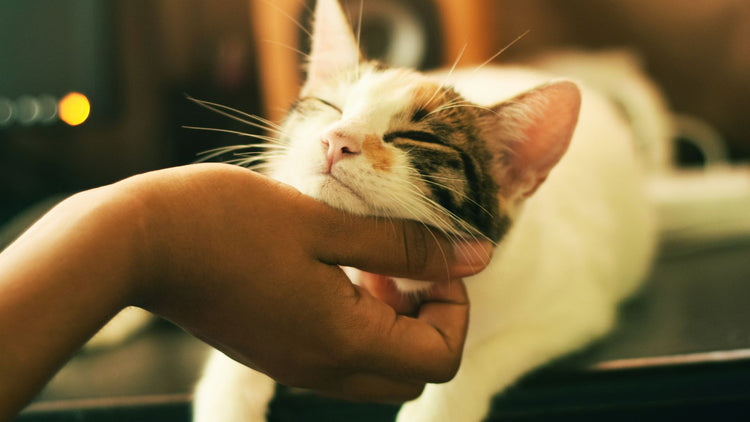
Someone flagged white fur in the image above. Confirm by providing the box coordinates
[193,351,277,421]
[271,66,476,236]
[393,68,656,422]
[193,1,659,420]
[529,49,674,173]
[193,63,658,422]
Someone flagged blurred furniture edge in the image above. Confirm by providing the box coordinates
[15,354,750,422]
[17,395,191,422]
[249,0,498,123]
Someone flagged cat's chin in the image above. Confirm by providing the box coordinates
[310,174,373,216]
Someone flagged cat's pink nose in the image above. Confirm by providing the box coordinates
[322,131,361,172]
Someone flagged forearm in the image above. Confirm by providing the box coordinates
[0,163,489,417]
[0,186,143,419]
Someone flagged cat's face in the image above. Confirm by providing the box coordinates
[268,0,581,243]
[272,64,506,240]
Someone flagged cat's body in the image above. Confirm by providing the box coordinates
[193,1,660,421]
[388,68,655,422]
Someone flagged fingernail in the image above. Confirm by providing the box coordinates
[453,241,493,274]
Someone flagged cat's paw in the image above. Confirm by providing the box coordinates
[193,351,276,422]
[84,307,153,350]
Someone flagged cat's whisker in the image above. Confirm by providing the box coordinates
[430,97,463,111]
[400,179,490,243]
[185,95,286,136]
[262,0,311,38]
[195,148,286,165]
[355,0,364,78]
[183,126,284,145]
[297,0,314,14]
[429,102,500,118]
[187,95,284,130]
[193,146,257,163]
[418,222,452,279]
[427,88,455,110]
[262,39,310,60]
[416,183,496,227]
[473,29,530,74]
[197,143,280,157]
[418,173,464,182]
[425,98,470,117]
[418,177,495,221]
[424,43,467,108]
[241,112,284,133]
[370,209,452,279]
[187,126,288,165]
[447,43,468,77]
[376,192,463,274]
[425,98,466,116]
[235,152,287,171]
[240,143,289,150]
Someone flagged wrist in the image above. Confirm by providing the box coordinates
[0,184,150,417]
[101,175,167,311]
[65,184,151,312]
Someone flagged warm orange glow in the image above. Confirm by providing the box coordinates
[58,92,90,126]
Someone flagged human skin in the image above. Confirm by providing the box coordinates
[0,163,492,420]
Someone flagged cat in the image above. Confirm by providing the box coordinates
[193,0,662,421]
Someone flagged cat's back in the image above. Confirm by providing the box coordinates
[442,65,657,346]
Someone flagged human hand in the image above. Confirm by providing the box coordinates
[0,163,491,418]
[120,163,492,401]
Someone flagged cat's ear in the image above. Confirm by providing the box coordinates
[483,81,581,202]
[305,0,360,87]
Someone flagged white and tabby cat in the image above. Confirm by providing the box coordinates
[193,1,661,421]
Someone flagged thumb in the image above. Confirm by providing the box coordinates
[310,209,492,282]
[357,272,419,315]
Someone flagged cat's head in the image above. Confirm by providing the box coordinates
[269,0,580,243]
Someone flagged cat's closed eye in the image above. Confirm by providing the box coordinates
[384,130,446,146]
[300,96,342,114]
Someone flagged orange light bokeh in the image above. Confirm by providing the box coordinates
[58,92,90,126]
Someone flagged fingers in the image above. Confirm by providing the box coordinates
[414,280,470,369]
[311,209,493,282]
[356,272,419,315]
[309,281,469,402]
[345,280,470,384]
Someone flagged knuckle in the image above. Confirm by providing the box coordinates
[401,383,426,401]
[431,355,461,383]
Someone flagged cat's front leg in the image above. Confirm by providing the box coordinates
[193,350,276,422]
[395,354,495,422]
[396,303,616,422]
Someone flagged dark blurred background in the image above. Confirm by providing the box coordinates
[4,1,750,420]
[0,0,262,226]
[1,0,749,229]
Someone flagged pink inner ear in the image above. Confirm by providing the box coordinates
[306,0,361,86]
[497,81,582,199]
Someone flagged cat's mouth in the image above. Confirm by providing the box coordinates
[317,174,371,213]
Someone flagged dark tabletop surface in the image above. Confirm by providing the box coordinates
[13,235,750,421]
